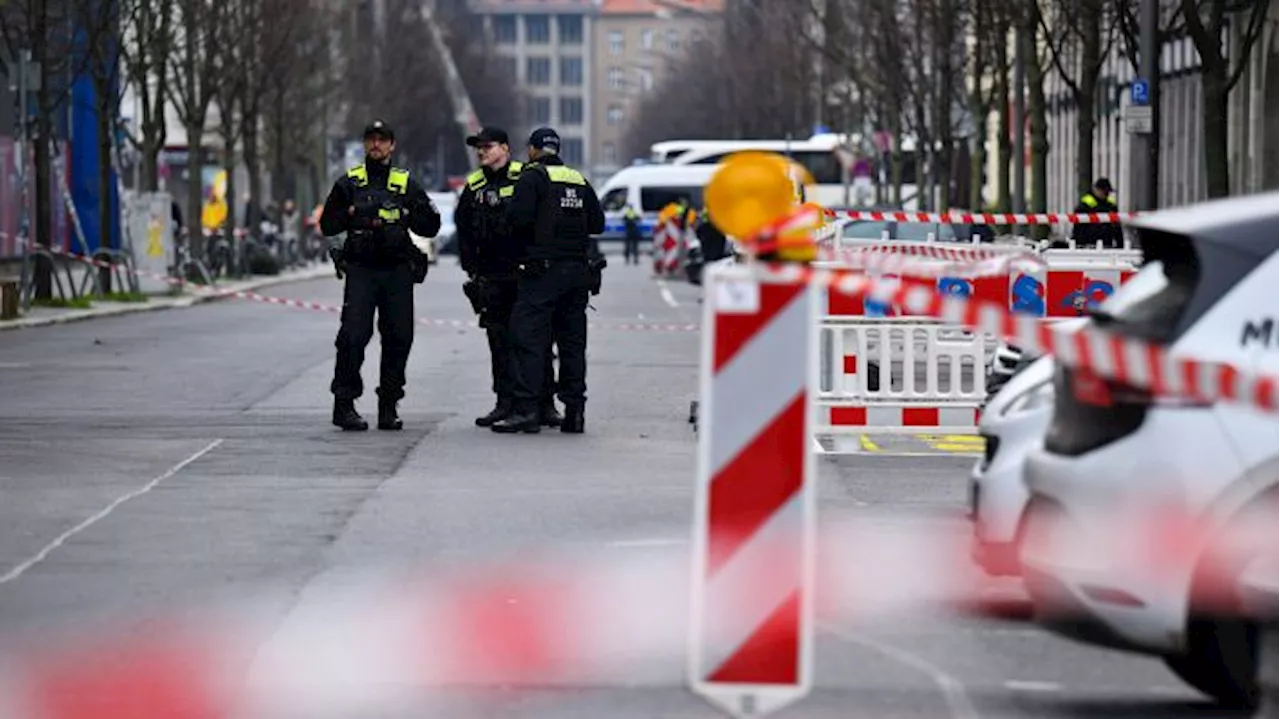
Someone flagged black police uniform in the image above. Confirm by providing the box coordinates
[1071,181,1123,249]
[455,155,559,428]
[319,123,440,431]
[493,133,605,434]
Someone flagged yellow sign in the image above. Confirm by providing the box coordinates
[146,218,164,257]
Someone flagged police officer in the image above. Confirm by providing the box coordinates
[1071,177,1123,249]
[492,127,605,434]
[622,204,642,265]
[455,126,560,429]
[320,119,441,431]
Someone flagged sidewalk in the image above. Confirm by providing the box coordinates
[0,264,334,332]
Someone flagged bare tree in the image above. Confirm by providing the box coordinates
[168,0,226,259]
[118,0,173,191]
[1039,0,1119,196]
[0,0,78,297]
[1025,1,1052,236]
[1182,0,1270,197]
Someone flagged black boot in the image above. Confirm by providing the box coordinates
[377,398,403,431]
[561,404,585,434]
[332,398,368,431]
[491,410,541,434]
[540,400,563,428]
[476,400,512,428]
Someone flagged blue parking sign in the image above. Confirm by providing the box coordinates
[1131,80,1150,106]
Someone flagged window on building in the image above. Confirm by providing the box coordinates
[525,14,550,44]
[528,97,551,125]
[561,138,584,166]
[608,66,624,90]
[666,28,680,52]
[559,96,583,125]
[560,56,583,86]
[608,30,624,55]
[497,55,517,80]
[493,16,517,44]
[638,67,653,92]
[607,105,625,126]
[558,15,583,44]
[526,57,551,85]
[603,142,617,165]
[641,29,653,50]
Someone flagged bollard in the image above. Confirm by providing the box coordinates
[0,276,18,319]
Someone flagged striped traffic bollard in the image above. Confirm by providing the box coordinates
[689,261,819,718]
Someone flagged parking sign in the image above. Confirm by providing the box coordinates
[1131,80,1150,106]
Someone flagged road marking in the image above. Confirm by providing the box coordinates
[0,438,224,585]
[1004,680,1062,692]
[823,623,979,719]
[859,434,881,452]
[606,538,687,548]
[656,279,679,308]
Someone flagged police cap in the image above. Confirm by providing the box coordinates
[363,119,395,141]
[528,127,561,154]
[466,126,509,147]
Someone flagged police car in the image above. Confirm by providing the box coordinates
[1020,194,1279,707]
[596,165,719,243]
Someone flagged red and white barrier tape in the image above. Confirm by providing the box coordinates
[753,261,1278,413]
[825,209,1137,225]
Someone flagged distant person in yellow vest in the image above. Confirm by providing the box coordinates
[1071,177,1123,249]
[622,203,642,265]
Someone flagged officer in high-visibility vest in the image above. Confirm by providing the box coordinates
[1072,177,1123,248]
[319,119,441,431]
[622,204,642,265]
[492,127,606,435]
[456,126,558,429]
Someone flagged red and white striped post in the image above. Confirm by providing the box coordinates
[689,262,819,718]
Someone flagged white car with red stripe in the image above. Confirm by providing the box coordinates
[1020,193,1279,708]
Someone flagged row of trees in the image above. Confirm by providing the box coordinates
[0,0,514,275]
[626,0,1271,211]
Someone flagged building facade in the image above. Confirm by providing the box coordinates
[590,0,721,180]
[470,0,598,173]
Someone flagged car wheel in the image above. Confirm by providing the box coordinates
[1162,619,1258,709]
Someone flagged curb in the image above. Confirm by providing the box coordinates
[0,266,334,332]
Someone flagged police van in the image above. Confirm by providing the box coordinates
[595,165,720,244]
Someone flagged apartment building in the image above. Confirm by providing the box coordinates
[469,0,597,173]
[590,0,722,179]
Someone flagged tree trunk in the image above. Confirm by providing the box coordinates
[141,137,160,192]
[1075,13,1101,196]
[31,0,52,299]
[968,84,988,209]
[96,79,114,270]
[244,109,263,212]
[186,120,205,264]
[1026,9,1050,240]
[995,39,1012,214]
[1200,66,1232,197]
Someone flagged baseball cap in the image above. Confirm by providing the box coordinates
[528,127,561,153]
[363,119,394,140]
[466,126,509,147]
[1094,177,1114,192]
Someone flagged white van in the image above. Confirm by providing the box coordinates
[596,164,720,243]
[1019,193,1279,707]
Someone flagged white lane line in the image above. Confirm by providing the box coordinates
[606,538,687,548]
[656,279,679,308]
[0,438,224,585]
[1004,680,1062,692]
[823,623,980,719]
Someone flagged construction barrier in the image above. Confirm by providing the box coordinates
[817,317,985,435]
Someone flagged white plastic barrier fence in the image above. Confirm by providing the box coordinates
[817,317,986,435]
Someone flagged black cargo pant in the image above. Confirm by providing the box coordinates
[509,258,589,413]
[481,275,555,407]
[331,263,415,402]
[624,233,641,264]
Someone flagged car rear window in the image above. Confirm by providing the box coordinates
[1096,230,1200,344]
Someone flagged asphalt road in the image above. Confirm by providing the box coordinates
[0,254,1249,718]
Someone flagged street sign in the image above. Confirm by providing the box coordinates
[1125,105,1153,134]
[1131,80,1150,106]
